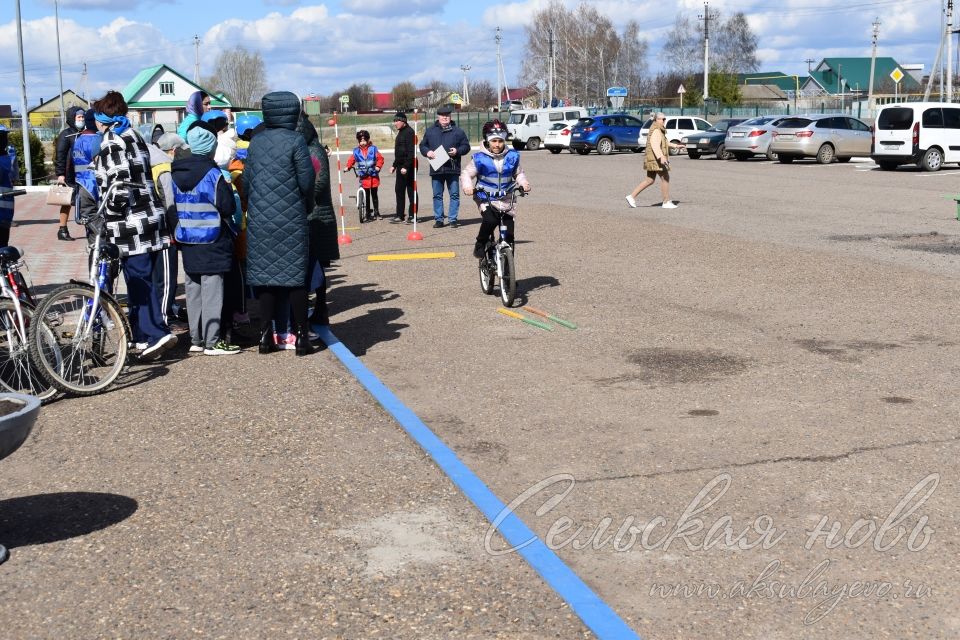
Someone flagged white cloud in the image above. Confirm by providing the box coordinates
[340,0,447,15]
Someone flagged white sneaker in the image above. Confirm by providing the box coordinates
[662,201,678,209]
[189,344,204,353]
[276,332,297,351]
[625,195,637,208]
[141,333,178,360]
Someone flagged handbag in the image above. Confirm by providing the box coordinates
[46,184,74,206]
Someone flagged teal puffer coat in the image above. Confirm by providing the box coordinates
[245,91,315,287]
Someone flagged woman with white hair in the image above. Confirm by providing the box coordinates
[626,112,685,209]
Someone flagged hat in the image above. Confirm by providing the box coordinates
[393,112,407,123]
[436,104,453,115]
[156,132,186,151]
[187,127,217,157]
[202,110,228,122]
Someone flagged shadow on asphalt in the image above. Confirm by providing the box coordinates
[331,307,407,356]
[514,275,560,306]
[328,282,400,318]
[0,491,138,549]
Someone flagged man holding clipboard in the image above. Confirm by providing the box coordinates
[419,104,470,228]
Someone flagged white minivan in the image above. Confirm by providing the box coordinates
[506,107,589,150]
[872,102,960,171]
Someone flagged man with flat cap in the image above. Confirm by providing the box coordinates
[419,105,470,228]
[390,112,416,223]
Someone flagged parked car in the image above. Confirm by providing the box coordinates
[543,121,578,153]
[872,102,960,171]
[506,107,588,150]
[639,116,712,155]
[769,114,872,164]
[680,119,747,159]
[724,116,789,161]
[569,114,646,155]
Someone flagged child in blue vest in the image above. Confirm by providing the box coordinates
[72,110,103,248]
[460,120,531,259]
[0,125,18,248]
[170,127,239,356]
[344,129,384,220]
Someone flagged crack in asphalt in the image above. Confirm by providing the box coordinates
[577,434,960,483]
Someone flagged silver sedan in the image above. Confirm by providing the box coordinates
[724,116,788,161]
[769,114,873,164]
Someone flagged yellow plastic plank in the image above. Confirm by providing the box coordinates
[367,252,456,261]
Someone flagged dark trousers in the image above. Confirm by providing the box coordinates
[257,286,308,333]
[123,251,169,346]
[394,169,414,218]
[151,245,177,324]
[477,205,515,246]
[363,186,379,215]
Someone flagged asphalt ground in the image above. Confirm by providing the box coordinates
[2,148,960,638]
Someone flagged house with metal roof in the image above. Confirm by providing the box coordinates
[801,57,920,96]
[27,90,89,126]
[121,64,231,129]
[737,72,809,95]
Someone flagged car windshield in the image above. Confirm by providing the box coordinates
[777,118,812,129]
[641,119,653,130]
[574,117,594,128]
[740,116,776,127]
[549,122,566,131]
[708,120,739,132]
[507,113,524,125]
[877,107,913,130]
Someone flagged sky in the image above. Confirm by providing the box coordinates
[0,0,947,111]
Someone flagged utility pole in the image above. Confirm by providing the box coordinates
[948,0,954,101]
[925,22,945,101]
[193,35,200,84]
[15,0,32,185]
[868,18,880,116]
[548,28,555,107]
[699,2,718,100]
[460,64,471,106]
[495,27,502,108]
[80,62,88,101]
[805,58,816,73]
[838,63,844,112]
[55,0,66,131]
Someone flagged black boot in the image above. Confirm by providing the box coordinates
[295,326,315,357]
[57,226,73,241]
[309,287,329,325]
[259,323,278,354]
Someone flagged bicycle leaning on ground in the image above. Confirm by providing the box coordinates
[0,190,61,401]
[477,185,528,308]
[28,180,133,396]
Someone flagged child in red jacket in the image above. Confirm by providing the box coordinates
[344,129,384,220]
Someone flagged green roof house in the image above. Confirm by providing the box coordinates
[121,64,231,129]
[801,58,920,95]
[737,72,807,93]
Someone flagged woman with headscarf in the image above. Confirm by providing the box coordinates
[92,90,177,360]
[177,91,211,139]
[244,91,316,356]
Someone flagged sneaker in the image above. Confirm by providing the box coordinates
[662,201,678,209]
[625,195,637,208]
[433,220,444,228]
[390,215,405,223]
[449,220,460,228]
[204,340,241,356]
[141,333,178,359]
[473,241,485,259]
[189,344,204,353]
[134,341,148,351]
[276,332,297,351]
[406,216,415,224]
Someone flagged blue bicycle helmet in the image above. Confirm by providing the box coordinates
[235,114,263,137]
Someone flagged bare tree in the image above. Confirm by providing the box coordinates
[345,83,374,112]
[205,46,269,109]
[420,80,452,108]
[469,79,497,108]
[391,81,417,110]
[661,15,699,79]
[714,12,759,74]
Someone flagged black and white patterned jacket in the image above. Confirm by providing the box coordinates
[94,126,171,257]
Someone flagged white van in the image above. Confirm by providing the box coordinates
[872,102,960,171]
[506,107,589,150]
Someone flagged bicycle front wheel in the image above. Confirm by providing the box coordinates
[499,246,516,307]
[29,284,130,396]
[358,190,367,225]
[0,299,58,402]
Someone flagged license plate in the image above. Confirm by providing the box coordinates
[882,141,902,147]
[686,144,697,149]
[572,133,581,138]
[730,132,745,138]
[779,133,795,139]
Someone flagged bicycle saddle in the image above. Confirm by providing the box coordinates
[0,246,21,264]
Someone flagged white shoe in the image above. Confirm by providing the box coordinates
[189,344,204,353]
[662,201,678,209]
[276,332,297,351]
[625,195,637,208]
[141,333,178,359]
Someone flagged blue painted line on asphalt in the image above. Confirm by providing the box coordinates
[315,325,641,640]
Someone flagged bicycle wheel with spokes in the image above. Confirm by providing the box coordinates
[498,245,516,307]
[478,244,495,295]
[357,190,367,225]
[29,284,130,396]
[0,299,58,402]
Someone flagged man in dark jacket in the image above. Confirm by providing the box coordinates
[171,127,238,355]
[390,112,415,223]
[245,91,317,356]
[419,104,470,228]
[54,105,85,241]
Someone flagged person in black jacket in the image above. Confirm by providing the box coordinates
[54,105,85,241]
[390,112,416,223]
[419,104,470,228]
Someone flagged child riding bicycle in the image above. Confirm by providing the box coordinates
[344,129,384,220]
[460,120,531,259]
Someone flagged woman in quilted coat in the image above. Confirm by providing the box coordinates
[244,91,317,356]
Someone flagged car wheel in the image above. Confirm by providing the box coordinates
[733,152,749,161]
[631,147,643,153]
[669,142,682,156]
[878,161,899,171]
[921,147,943,172]
[575,148,590,155]
[778,155,795,164]
[526,137,541,151]
[548,148,561,154]
[766,149,778,161]
[837,156,851,163]
[596,138,614,155]
[687,150,702,159]
[716,143,731,160]
[816,144,835,164]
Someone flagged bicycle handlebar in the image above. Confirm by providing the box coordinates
[2,190,27,197]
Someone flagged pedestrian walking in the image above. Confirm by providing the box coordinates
[53,105,86,240]
[419,104,470,228]
[390,112,415,223]
[626,112,685,209]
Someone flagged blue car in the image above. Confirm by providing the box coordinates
[569,114,645,155]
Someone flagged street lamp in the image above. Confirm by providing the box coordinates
[55,0,66,130]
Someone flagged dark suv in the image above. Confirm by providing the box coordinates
[569,114,645,155]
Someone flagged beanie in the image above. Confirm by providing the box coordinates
[187,127,217,157]
[393,112,407,123]
[157,132,186,152]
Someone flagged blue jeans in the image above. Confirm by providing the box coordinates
[431,175,459,222]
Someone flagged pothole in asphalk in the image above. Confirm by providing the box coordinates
[881,396,914,404]
[625,348,750,384]
[687,409,719,417]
